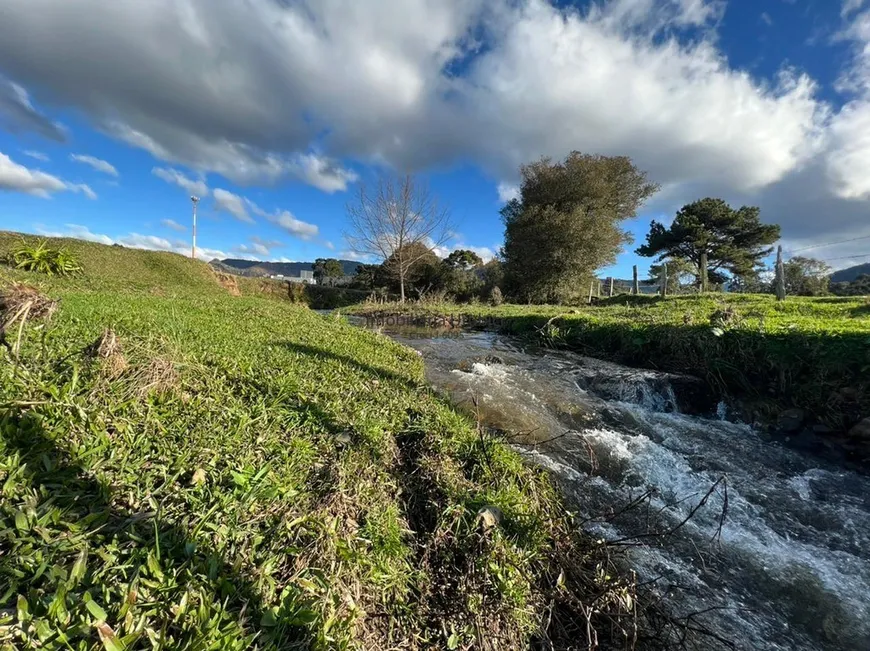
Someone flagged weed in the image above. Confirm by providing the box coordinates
[6,240,83,276]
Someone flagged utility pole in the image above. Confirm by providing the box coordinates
[632,265,639,295]
[190,196,200,260]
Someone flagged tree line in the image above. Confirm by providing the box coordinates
[337,152,855,303]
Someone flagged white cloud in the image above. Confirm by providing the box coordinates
[270,210,319,240]
[290,153,358,193]
[152,167,208,196]
[233,236,284,258]
[3,0,870,253]
[70,154,119,177]
[161,218,187,232]
[36,223,229,262]
[843,0,868,18]
[339,250,374,262]
[69,183,98,200]
[0,75,66,141]
[0,151,96,199]
[36,223,114,245]
[324,240,335,250]
[23,149,49,162]
[213,188,253,223]
[496,182,520,203]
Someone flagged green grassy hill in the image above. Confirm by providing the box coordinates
[0,235,640,649]
[0,231,225,297]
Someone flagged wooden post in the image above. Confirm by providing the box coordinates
[775,245,786,301]
[608,277,614,297]
[660,262,668,298]
[588,278,595,304]
[632,265,639,295]
[700,251,708,293]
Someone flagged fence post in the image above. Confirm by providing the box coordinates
[700,251,708,293]
[660,262,668,297]
[632,265,639,295]
[775,245,786,301]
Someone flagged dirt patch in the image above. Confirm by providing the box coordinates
[214,272,241,296]
[85,328,128,378]
[0,283,58,354]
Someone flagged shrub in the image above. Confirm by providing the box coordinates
[8,240,83,276]
[489,286,504,306]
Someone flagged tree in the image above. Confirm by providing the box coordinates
[782,256,831,296]
[648,257,696,294]
[382,242,445,298]
[831,274,870,296]
[351,263,380,290]
[444,249,483,270]
[346,174,452,303]
[502,152,658,304]
[312,258,344,285]
[636,198,780,290]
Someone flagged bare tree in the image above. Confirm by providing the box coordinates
[345,174,452,303]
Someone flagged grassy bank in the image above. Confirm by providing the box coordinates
[0,235,645,649]
[349,295,870,439]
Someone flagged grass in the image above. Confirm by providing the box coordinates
[349,294,870,435]
[0,233,643,650]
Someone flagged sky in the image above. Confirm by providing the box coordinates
[2,0,870,279]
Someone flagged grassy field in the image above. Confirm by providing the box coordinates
[350,294,870,437]
[0,234,642,650]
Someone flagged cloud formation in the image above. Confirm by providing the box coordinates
[0,151,96,199]
[2,0,870,261]
[70,154,119,177]
[36,223,228,261]
[160,218,187,232]
[152,167,208,196]
[0,75,66,141]
[213,188,253,223]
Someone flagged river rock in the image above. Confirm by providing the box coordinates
[848,417,870,441]
[456,355,504,372]
[777,408,806,433]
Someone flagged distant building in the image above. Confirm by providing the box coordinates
[281,269,316,284]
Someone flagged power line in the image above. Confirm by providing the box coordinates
[788,234,870,253]
[815,252,870,263]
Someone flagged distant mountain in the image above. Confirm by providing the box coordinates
[830,263,870,283]
[213,258,362,278]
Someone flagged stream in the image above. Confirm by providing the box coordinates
[352,318,870,651]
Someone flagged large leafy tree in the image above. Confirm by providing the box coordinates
[782,256,831,296]
[502,152,658,304]
[444,249,483,270]
[636,198,780,289]
[312,258,344,285]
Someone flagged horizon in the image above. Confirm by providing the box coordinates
[3,0,870,276]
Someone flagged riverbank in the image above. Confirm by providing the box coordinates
[347,296,870,456]
[0,234,653,649]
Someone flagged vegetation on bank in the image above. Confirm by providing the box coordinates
[349,294,870,440]
[0,234,651,650]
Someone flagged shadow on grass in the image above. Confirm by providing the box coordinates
[274,340,423,393]
[1,409,315,649]
[850,301,870,317]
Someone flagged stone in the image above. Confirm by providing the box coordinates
[777,408,805,433]
[476,506,504,530]
[848,417,870,441]
[335,431,353,446]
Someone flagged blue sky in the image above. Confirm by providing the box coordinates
[3,0,870,279]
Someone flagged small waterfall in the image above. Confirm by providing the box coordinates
[356,321,870,651]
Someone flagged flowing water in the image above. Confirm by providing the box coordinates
[354,319,870,651]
